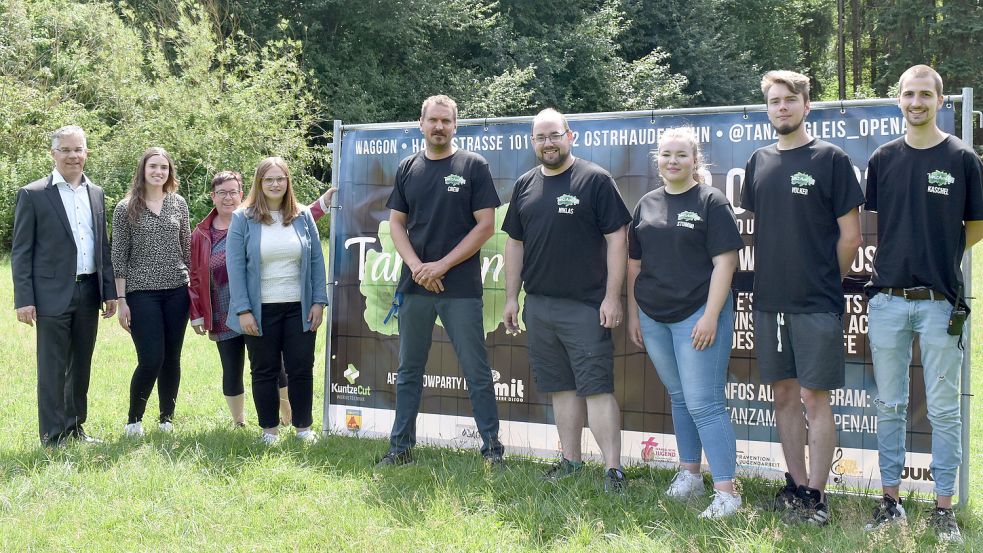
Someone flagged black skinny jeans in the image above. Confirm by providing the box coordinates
[243,302,316,429]
[215,336,287,396]
[126,285,190,424]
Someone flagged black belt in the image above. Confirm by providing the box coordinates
[881,287,943,301]
[75,273,95,282]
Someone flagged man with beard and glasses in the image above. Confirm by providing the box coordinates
[738,71,864,525]
[376,94,505,468]
[502,108,632,493]
[862,65,983,544]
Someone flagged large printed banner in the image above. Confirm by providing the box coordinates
[329,104,956,491]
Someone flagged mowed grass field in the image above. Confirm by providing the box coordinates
[1,255,981,552]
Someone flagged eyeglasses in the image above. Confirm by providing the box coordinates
[54,147,87,155]
[532,131,567,145]
[213,189,241,199]
[262,176,287,186]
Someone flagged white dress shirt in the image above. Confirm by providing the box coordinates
[52,169,96,275]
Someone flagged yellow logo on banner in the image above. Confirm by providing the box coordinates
[346,409,362,431]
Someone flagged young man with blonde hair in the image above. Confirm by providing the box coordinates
[863,64,983,544]
[740,70,864,525]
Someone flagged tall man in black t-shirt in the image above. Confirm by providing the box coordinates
[739,71,864,524]
[502,109,632,492]
[376,95,504,467]
[862,65,983,544]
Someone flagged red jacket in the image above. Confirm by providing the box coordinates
[189,198,328,329]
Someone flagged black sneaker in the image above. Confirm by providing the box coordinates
[783,486,830,526]
[603,468,626,493]
[864,494,907,531]
[482,437,505,466]
[541,458,583,481]
[375,449,414,468]
[928,502,963,544]
[763,472,800,512]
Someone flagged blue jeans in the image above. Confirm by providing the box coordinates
[638,297,736,482]
[867,292,963,496]
[389,294,501,456]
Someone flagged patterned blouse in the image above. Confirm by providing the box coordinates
[207,226,237,341]
[111,194,191,293]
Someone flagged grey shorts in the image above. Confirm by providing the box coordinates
[522,294,614,397]
[753,310,845,390]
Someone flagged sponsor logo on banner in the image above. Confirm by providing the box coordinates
[491,369,525,402]
[902,465,934,482]
[556,194,580,214]
[927,169,954,196]
[445,174,466,192]
[736,449,781,470]
[830,447,862,484]
[345,409,362,431]
[332,363,372,401]
[640,437,677,462]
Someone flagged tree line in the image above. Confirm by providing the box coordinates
[1,0,980,248]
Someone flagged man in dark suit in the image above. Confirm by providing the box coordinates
[12,125,117,446]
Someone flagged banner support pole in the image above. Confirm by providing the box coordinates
[322,119,344,435]
[957,87,974,507]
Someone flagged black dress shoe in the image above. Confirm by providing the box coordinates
[67,425,103,444]
[41,432,67,448]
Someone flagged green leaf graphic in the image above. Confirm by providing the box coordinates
[359,203,524,336]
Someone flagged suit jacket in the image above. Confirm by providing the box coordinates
[12,174,116,316]
[225,207,327,335]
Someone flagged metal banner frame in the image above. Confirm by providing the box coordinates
[322,93,975,504]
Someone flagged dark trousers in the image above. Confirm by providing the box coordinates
[126,286,190,424]
[243,302,315,429]
[389,294,501,456]
[216,335,287,396]
[35,276,100,444]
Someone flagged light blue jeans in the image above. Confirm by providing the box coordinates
[867,292,963,496]
[638,297,736,482]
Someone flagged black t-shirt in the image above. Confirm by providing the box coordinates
[386,149,501,298]
[865,135,983,304]
[502,158,632,306]
[629,184,744,323]
[739,138,864,313]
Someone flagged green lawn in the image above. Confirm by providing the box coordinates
[0,257,980,552]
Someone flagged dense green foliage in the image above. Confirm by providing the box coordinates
[0,0,325,248]
[2,0,981,247]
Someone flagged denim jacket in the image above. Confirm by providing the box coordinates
[225,206,327,335]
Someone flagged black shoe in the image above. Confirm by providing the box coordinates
[783,486,830,526]
[41,431,67,448]
[604,467,626,493]
[864,494,907,531]
[68,425,103,444]
[375,450,414,468]
[928,502,963,544]
[763,472,800,512]
[541,458,583,481]
[482,437,505,466]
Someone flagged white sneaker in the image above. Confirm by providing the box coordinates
[666,468,705,500]
[261,432,280,446]
[699,490,742,519]
[158,422,174,433]
[123,422,144,437]
[296,430,318,443]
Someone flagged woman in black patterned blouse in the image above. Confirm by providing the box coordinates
[112,147,191,437]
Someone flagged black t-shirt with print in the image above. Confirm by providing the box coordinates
[865,135,983,304]
[502,158,632,306]
[739,139,864,313]
[386,149,501,298]
[629,184,744,323]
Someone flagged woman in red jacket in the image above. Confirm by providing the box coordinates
[188,170,335,426]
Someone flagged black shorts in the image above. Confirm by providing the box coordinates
[753,310,845,390]
[522,295,614,396]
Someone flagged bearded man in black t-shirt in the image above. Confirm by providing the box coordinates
[502,109,632,492]
[739,71,864,525]
[862,65,983,544]
[375,95,504,468]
